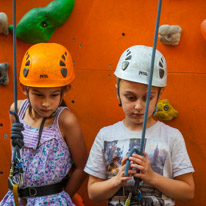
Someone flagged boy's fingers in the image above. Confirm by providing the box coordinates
[121,156,129,165]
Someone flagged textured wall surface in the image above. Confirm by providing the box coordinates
[0,0,206,205]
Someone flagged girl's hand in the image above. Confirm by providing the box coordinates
[114,156,133,187]
[129,151,155,184]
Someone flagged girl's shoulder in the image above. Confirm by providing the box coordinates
[58,108,81,135]
[9,99,27,123]
[10,99,25,111]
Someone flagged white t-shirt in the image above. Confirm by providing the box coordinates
[84,121,194,206]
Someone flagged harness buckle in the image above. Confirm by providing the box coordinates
[29,187,37,197]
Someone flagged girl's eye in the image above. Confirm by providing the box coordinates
[51,94,60,98]
[34,93,43,97]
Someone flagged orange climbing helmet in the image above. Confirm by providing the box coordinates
[19,43,75,87]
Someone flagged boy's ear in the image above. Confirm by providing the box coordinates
[115,84,120,100]
[158,88,164,101]
[20,84,28,96]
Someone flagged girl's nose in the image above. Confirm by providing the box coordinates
[41,98,50,107]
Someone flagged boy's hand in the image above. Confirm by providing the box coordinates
[114,156,134,187]
[129,151,155,184]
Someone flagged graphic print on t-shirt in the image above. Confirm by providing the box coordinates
[103,138,168,206]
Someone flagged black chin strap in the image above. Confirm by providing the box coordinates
[27,87,64,151]
[35,117,47,150]
[116,78,122,107]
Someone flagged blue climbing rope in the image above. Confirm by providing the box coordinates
[124,1,163,205]
[125,0,163,176]
[139,0,162,155]
[8,0,24,192]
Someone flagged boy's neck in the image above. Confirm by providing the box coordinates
[123,117,157,131]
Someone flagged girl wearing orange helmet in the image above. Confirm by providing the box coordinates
[1,43,87,206]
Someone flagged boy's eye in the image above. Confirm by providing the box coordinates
[150,96,154,100]
[126,95,136,101]
[142,95,154,101]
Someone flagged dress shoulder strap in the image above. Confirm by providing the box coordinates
[18,99,29,120]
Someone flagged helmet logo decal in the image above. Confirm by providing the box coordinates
[139,71,148,76]
[23,68,29,77]
[61,68,67,77]
[40,74,48,79]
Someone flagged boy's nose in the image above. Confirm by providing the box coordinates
[134,100,144,111]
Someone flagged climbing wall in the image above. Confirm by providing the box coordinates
[0,0,206,205]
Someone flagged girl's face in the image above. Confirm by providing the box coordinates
[26,87,63,118]
[118,80,161,131]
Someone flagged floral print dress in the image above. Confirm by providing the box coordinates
[0,99,74,206]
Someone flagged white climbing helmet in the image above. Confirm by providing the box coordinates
[114,45,167,87]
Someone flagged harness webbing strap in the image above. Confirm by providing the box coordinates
[13,184,19,206]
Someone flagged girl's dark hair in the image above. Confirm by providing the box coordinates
[60,99,67,107]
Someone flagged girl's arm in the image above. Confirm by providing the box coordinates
[88,157,133,202]
[60,110,88,197]
[130,152,195,201]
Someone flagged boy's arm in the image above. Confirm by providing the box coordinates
[130,152,195,202]
[88,175,121,202]
[151,172,195,201]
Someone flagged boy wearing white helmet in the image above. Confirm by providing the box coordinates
[84,45,194,205]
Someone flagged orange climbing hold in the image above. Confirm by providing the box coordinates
[72,193,84,206]
[200,19,206,40]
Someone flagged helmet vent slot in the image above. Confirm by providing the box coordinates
[159,61,163,68]
[60,60,66,66]
[25,60,30,66]
[61,68,67,77]
[62,55,66,61]
[125,55,132,60]
[126,51,131,56]
[122,61,129,70]
[159,69,164,78]
[26,55,30,61]
[23,68,29,77]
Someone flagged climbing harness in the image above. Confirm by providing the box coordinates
[123,0,163,205]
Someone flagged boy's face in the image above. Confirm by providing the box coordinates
[118,80,161,130]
